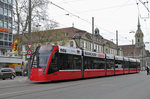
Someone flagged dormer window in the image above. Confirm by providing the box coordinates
[138,39,140,42]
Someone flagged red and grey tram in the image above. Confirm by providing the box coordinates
[30,45,140,81]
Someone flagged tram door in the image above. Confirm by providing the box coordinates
[106,54,115,76]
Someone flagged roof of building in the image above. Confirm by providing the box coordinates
[119,44,146,57]
[135,17,144,37]
[13,27,116,48]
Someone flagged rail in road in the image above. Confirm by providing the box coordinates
[0,72,150,99]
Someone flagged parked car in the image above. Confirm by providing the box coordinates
[0,68,16,80]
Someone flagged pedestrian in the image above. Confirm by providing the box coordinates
[146,66,149,75]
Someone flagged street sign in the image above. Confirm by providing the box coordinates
[27,44,32,49]
[27,50,32,55]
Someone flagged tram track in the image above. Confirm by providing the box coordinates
[0,77,108,99]
[0,72,144,99]
[0,80,88,99]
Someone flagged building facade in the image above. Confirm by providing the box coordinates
[0,0,13,56]
[0,0,23,70]
[13,27,123,60]
[119,18,150,70]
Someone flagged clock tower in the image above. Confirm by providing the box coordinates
[135,17,144,48]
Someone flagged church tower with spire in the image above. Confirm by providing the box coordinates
[135,17,144,48]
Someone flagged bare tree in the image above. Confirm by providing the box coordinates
[13,0,59,34]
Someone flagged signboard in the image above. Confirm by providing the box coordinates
[83,51,105,58]
[27,44,32,49]
[0,28,9,32]
[59,46,82,55]
[27,44,32,55]
[27,50,32,55]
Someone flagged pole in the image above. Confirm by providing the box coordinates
[142,45,144,70]
[28,0,32,79]
[92,17,94,52]
[132,39,134,58]
[116,30,118,55]
[132,39,134,45]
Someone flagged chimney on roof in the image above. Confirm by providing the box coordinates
[72,23,74,27]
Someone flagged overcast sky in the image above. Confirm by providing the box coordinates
[47,0,150,50]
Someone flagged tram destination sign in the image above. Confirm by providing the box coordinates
[83,51,105,58]
[59,46,82,55]
[106,54,114,59]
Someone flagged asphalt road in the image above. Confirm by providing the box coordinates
[0,71,150,99]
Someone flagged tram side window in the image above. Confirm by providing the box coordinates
[32,54,39,68]
[124,61,129,69]
[137,63,140,68]
[115,60,123,69]
[129,62,137,68]
[47,52,59,74]
[106,60,114,69]
[58,53,81,70]
[84,57,105,69]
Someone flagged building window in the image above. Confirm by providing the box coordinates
[0,41,3,46]
[0,20,3,27]
[4,9,7,16]
[86,42,88,49]
[84,41,86,48]
[8,10,11,17]
[94,44,97,51]
[138,39,140,43]
[9,34,12,41]
[4,21,7,28]
[8,21,11,29]
[0,33,3,40]
[4,34,8,40]
[3,0,7,3]
[9,42,12,46]
[89,43,91,50]
[70,41,73,47]
[106,48,108,53]
[97,45,99,52]
[4,42,8,46]
[0,7,3,15]
[99,46,101,52]
[91,43,92,51]
[8,0,12,4]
